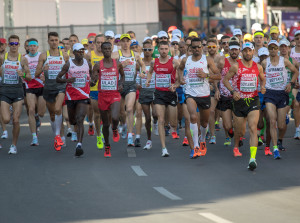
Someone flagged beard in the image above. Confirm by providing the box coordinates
[243,56,252,62]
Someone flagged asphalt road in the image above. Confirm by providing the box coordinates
[0,110,300,223]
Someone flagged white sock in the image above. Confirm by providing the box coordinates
[200,126,208,142]
[128,133,132,138]
[50,120,56,134]
[77,142,82,147]
[190,123,199,147]
[136,134,140,139]
[55,115,62,136]
[32,133,37,138]
[89,122,93,127]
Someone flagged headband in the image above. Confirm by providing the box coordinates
[28,41,38,46]
[254,32,264,37]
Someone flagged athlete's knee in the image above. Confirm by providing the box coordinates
[28,107,35,116]
[190,113,198,123]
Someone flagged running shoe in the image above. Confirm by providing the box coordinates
[121,125,127,139]
[8,145,17,154]
[97,135,104,149]
[206,130,210,140]
[153,123,159,136]
[62,137,66,148]
[273,149,281,159]
[199,142,207,156]
[75,144,84,157]
[209,136,216,144]
[104,145,111,158]
[189,149,195,159]
[67,128,72,137]
[112,130,120,142]
[194,146,201,158]
[134,138,141,147]
[228,128,234,138]
[1,130,8,139]
[127,137,134,147]
[172,132,179,139]
[286,114,290,124]
[31,136,39,146]
[294,130,300,140]
[224,137,231,146]
[277,141,286,151]
[233,147,242,157]
[36,117,41,128]
[258,136,264,146]
[248,158,257,171]
[239,137,243,147]
[54,135,63,151]
[215,122,221,131]
[143,140,152,150]
[264,146,272,156]
[88,125,94,136]
[162,148,169,157]
[118,125,123,134]
[182,137,189,146]
[71,132,78,142]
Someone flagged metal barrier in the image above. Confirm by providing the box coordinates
[0,22,162,53]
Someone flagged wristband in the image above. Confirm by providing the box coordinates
[24,73,26,78]
[230,90,235,95]
[290,82,295,88]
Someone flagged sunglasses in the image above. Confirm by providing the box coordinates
[115,39,120,43]
[268,46,278,50]
[159,37,168,39]
[222,42,229,45]
[106,37,113,40]
[171,42,178,46]
[264,41,268,44]
[88,41,94,44]
[58,46,65,49]
[9,42,19,46]
[202,44,207,46]
[191,45,201,49]
[143,48,153,51]
[295,38,300,41]
[207,45,217,49]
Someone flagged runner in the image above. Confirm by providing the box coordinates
[56,43,92,157]
[24,38,46,146]
[261,40,299,158]
[35,32,69,151]
[270,26,280,42]
[146,41,179,157]
[91,42,125,157]
[178,37,221,159]
[219,36,230,57]
[223,42,266,170]
[0,34,31,154]
[62,38,71,53]
[105,31,118,52]
[253,31,264,63]
[115,34,146,146]
[0,38,7,58]
[0,38,8,139]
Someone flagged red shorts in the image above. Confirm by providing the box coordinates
[136,89,140,100]
[98,92,121,111]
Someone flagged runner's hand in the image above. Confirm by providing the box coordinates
[214,90,220,101]
[295,83,300,89]
[260,86,266,94]
[197,69,208,78]
[169,84,177,92]
[285,83,291,93]
[17,70,24,77]
[180,79,186,85]
[67,77,76,83]
[233,91,240,101]
[145,79,150,87]
[43,63,49,71]
[118,84,123,92]
[122,59,131,67]
[137,84,142,90]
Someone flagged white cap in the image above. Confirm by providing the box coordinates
[295,30,300,37]
[229,45,240,50]
[217,34,223,41]
[143,37,152,43]
[242,42,254,50]
[115,34,121,39]
[251,23,262,32]
[171,36,180,43]
[73,43,84,51]
[157,31,168,38]
[105,30,115,38]
[151,35,158,40]
[258,47,269,56]
[279,39,290,46]
[172,29,181,38]
[268,40,279,47]
[233,28,242,36]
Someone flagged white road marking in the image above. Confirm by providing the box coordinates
[20,121,91,127]
[131,165,147,176]
[199,213,233,223]
[153,187,182,200]
[127,148,136,157]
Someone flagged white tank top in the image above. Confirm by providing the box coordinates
[185,55,210,97]
[25,52,41,79]
[1,53,22,86]
[265,56,288,91]
[118,50,136,83]
[290,47,300,63]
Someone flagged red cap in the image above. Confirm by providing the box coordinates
[0,38,6,44]
[168,26,177,32]
[87,33,97,38]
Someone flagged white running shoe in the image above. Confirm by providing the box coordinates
[8,145,17,154]
[61,136,66,147]
[153,123,159,136]
[71,132,78,142]
[1,130,8,139]
[118,125,123,134]
[143,140,152,150]
[162,148,169,157]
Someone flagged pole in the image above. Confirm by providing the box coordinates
[207,0,210,34]
[199,0,203,32]
[246,0,251,33]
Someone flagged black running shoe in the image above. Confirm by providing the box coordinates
[134,138,141,147]
[277,141,286,151]
[75,145,84,157]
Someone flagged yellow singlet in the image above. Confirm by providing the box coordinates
[90,50,104,91]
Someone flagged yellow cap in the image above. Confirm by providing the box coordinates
[188,31,198,38]
[243,33,252,42]
[120,34,131,40]
[270,26,279,34]
[81,38,88,45]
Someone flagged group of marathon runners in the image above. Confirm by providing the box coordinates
[0,23,300,171]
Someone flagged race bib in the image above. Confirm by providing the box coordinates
[72,77,86,88]
[240,76,257,92]
[101,76,117,91]
[3,73,18,84]
[48,70,59,80]
[268,72,284,87]
[156,74,171,88]
[187,73,204,88]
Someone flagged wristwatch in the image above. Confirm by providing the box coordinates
[290,82,295,88]
[230,90,235,95]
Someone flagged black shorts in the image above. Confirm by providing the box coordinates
[0,89,24,104]
[216,95,233,111]
[232,96,260,118]
[26,87,44,97]
[43,89,65,103]
[139,93,154,105]
[153,90,178,107]
[185,94,211,110]
[297,92,300,102]
[66,99,90,109]
[121,84,136,98]
[264,89,289,109]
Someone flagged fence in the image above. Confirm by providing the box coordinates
[0,22,162,53]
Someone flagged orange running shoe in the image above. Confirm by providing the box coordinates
[112,129,120,142]
[233,147,242,157]
[264,146,272,156]
[172,132,179,139]
[88,125,94,136]
[182,137,189,146]
[104,145,111,158]
[199,142,207,156]
[54,135,63,151]
[194,146,201,157]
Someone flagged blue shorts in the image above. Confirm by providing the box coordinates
[90,91,98,100]
[258,92,265,110]
[296,92,300,102]
[264,89,288,109]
